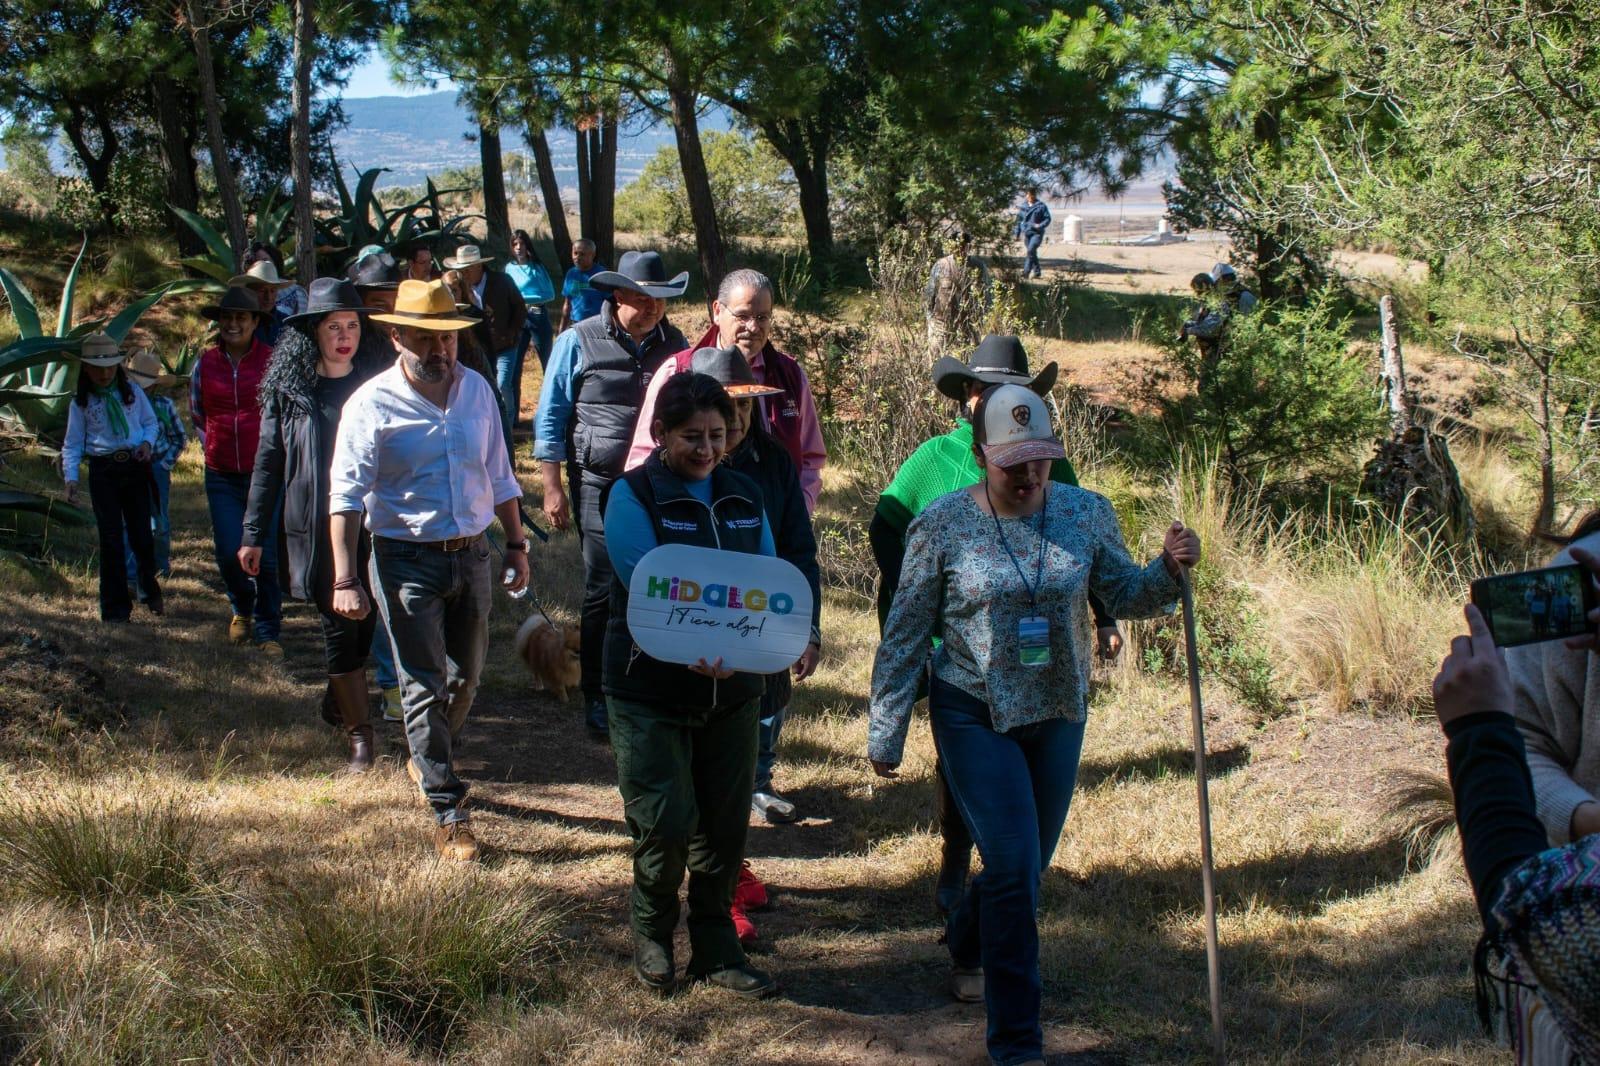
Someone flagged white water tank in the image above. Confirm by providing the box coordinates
[1157,218,1171,236]
[1063,214,1084,244]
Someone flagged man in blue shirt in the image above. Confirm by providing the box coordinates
[1015,188,1052,279]
[535,250,689,740]
[560,238,608,331]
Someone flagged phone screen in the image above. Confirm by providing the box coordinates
[1471,563,1594,647]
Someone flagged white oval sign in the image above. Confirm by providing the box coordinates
[626,543,814,673]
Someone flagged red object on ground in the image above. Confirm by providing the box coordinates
[734,861,769,911]
[732,902,759,946]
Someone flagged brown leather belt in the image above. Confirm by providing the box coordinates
[376,533,482,553]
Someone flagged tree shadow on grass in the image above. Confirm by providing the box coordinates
[1076,742,1251,790]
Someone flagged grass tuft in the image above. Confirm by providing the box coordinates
[200,877,567,1050]
[0,792,215,905]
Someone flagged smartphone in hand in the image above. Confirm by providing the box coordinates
[1470,563,1597,647]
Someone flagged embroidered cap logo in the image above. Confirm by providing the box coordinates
[1012,404,1032,428]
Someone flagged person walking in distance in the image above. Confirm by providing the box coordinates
[328,279,531,860]
[1015,188,1051,280]
[534,250,689,741]
[559,238,608,332]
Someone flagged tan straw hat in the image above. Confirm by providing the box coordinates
[441,244,495,270]
[368,279,480,331]
[124,349,180,389]
[79,332,124,367]
[227,259,295,290]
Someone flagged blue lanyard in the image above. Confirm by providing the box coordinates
[985,482,1047,609]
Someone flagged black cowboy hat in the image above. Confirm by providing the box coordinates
[688,347,784,398]
[932,334,1059,402]
[285,277,371,324]
[200,286,265,322]
[346,247,400,290]
[590,250,689,299]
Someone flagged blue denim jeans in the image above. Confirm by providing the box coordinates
[370,534,492,825]
[519,306,554,371]
[930,674,1088,1066]
[371,614,399,690]
[1022,232,1044,278]
[754,681,787,794]
[492,342,524,438]
[204,468,281,641]
[124,463,172,590]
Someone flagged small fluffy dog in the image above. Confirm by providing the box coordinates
[514,615,581,702]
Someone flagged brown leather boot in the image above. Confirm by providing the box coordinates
[329,669,374,773]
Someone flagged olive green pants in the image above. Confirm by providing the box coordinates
[608,695,760,975]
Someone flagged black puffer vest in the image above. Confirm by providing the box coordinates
[570,307,686,482]
[602,453,768,709]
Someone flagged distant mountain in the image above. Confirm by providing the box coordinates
[333,92,733,193]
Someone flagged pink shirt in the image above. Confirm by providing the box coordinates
[625,335,826,514]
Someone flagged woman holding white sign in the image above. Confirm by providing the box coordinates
[868,383,1201,1066]
[602,371,782,999]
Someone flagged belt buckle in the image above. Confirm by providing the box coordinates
[111,449,132,463]
[443,535,471,552]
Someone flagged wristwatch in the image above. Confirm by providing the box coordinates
[505,540,529,552]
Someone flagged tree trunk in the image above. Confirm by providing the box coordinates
[760,117,833,263]
[593,114,617,269]
[290,0,316,284]
[1251,108,1285,300]
[478,111,511,259]
[1378,295,1409,435]
[151,76,203,256]
[61,104,119,233]
[526,123,572,265]
[187,0,247,266]
[668,79,725,301]
[576,122,594,243]
[1536,369,1556,534]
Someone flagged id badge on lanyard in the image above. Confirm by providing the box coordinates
[987,483,1052,669]
[1018,614,1050,667]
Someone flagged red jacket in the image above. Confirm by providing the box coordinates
[679,326,810,473]
[190,338,273,474]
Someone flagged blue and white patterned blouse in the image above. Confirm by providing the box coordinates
[868,484,1178,765]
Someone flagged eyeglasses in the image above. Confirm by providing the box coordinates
[728,310,772,326]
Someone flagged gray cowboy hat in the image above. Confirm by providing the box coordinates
[688,347,784,398]
[285,277,371,325]
[200,286,265,322]
[590,250,689,299]
[346,246,400,290]
[932,334,1059,401]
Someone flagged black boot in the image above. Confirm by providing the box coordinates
[934,758,972,916]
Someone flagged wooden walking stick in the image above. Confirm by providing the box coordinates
[1179,566,1226,1065]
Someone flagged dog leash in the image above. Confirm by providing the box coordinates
[489,507,557,628]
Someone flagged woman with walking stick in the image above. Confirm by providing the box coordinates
[867,383,1201,1066]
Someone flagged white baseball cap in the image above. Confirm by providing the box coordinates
[973,383,1065,467]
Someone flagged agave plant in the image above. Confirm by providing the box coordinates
[172,187,297,292]
[0,239,174,436]
[315,159,483,262]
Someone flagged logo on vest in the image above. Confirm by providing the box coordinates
[660,518,699,532]
[724,517,762,530]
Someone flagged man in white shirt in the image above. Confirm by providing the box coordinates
[328,279,530,862]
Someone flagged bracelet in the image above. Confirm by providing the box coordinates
[505,540,528,552]
[332,578,362,591]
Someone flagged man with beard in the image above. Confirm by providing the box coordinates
[329,279,530,861]
[535,250,689,741]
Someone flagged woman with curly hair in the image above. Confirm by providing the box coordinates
[240,278,388,771]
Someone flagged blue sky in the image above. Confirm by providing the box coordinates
[340,49,453,99]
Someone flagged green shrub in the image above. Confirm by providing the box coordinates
[615,131,799,241]
[1136,288,1386,489]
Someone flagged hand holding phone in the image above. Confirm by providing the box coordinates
[1470,561,1598,648]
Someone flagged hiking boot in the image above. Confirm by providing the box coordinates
[949,966,984,1003]
[432,819,480,862]
[732,903,758,946]
[258,639,284,659]
[633,934,675,991]
[228,615,250,643]
[733,862,769,911]
[330,669,374,774]
[693,964,777,999]
[752,789,800,824]
[584,698,609,742]
[380,686,403,723]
